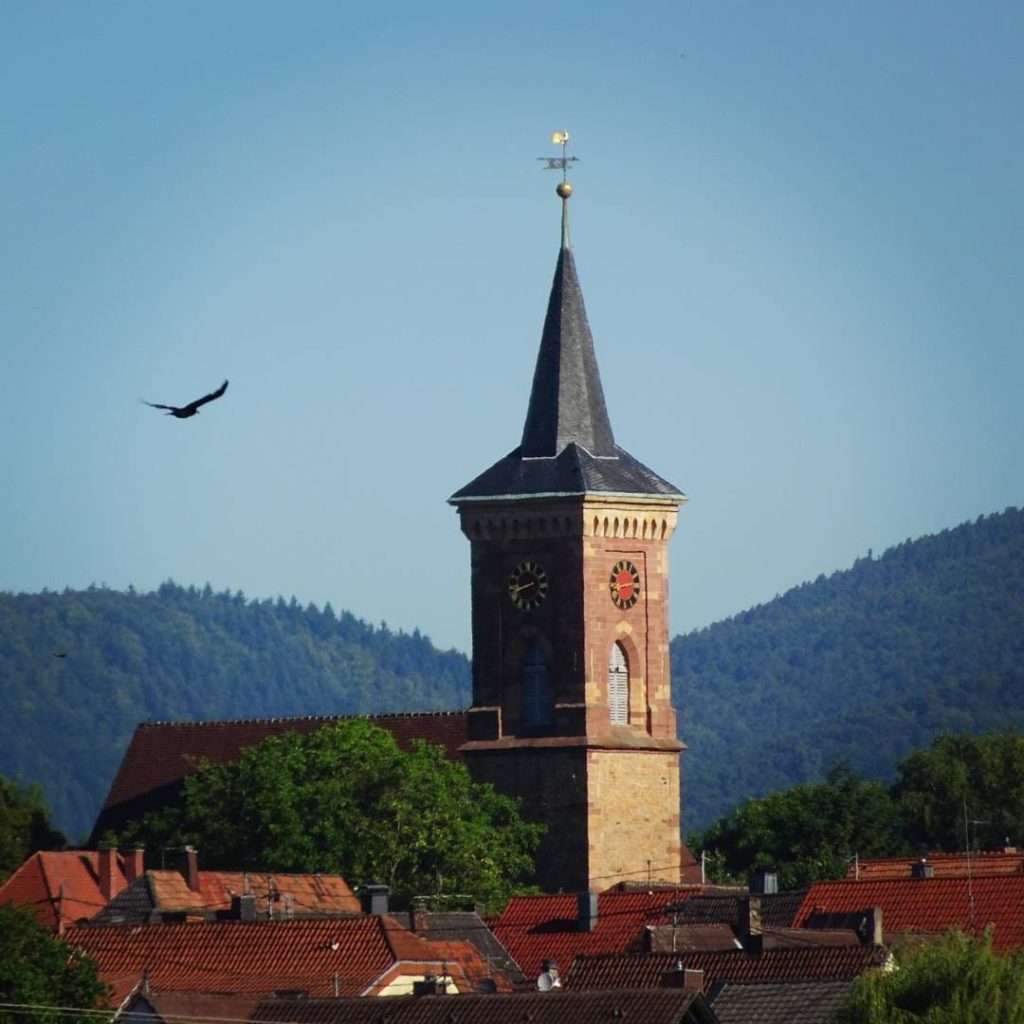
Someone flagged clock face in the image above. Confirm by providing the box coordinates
[508,560,549,611]
[609,560,641,610]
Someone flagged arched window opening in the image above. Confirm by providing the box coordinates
[609,643,629,725]
[521,644,553,730]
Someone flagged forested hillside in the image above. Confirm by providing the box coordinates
[3,507,1021,843]
[0,583,470,841]
[675,506,1024,830]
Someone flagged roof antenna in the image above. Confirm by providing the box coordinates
[539,130,578,249]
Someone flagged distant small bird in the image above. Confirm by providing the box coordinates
[143,380,229,418]
[52,651,67,659]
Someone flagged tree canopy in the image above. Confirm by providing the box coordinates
[0,776,65,883]
[690,763,907,890]
[692,729,1024,888]
[839,929,1024,1024]
[0,903,109,1024]
[117,719,542,911]
[895,730,1024,853]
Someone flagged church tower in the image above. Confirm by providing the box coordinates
[450,161,686,893]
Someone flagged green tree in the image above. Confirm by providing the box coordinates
[689,763,907,890]
[839,929,1024,1023]
[0,902,109,1024]
[894,730,1024,852]
[120,720,542,911]
[0,776,66,882]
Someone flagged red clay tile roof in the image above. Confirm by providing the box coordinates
[149,870,360,916]
[92,869,361,924]
[846,852,1024,880]
[490,890,700,979]
[67,917,392,1001]
[92,712,468,840]
[250,989,714,1024]
[65,914,502,1002]
[0,851,133,931]
[795,876,1024,952]
[565,946,888,990]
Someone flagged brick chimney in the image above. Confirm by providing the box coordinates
[125,847,145,884]
[178,846,200,892]
[98,844,124,901]
[660,961,698,990]
[409,898,429,934]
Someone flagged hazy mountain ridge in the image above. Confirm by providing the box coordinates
[2,507,1021,841]
[675,506,1024,830]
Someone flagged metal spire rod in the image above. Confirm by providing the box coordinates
[539,130,577,249]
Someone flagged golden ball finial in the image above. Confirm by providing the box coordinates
[556,181,573,199]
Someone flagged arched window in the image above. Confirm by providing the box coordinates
[609,643,629,724]
[521,644,553,729]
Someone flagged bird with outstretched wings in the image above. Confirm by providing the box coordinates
[143,379,229,418]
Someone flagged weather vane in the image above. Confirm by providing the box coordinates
[538,130,579,183]
[539,130,577,248]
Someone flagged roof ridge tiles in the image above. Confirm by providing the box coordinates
[139,710,467,728]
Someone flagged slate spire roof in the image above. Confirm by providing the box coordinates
[450,231,684,504]
[521,246,616,459]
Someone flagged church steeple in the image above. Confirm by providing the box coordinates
[520,246,616,458]
[449,177,683,504]
[451,139,687,892]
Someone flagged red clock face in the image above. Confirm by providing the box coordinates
[609,560,641,610]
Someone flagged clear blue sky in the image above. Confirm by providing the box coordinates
[2,1,1021,654]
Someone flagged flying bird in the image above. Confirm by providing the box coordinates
[144,379,229,418]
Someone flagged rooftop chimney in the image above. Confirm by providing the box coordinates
[739,895,763,954]
[409,898,429,934]
[749,869,778,894]
[911,859,934,879]
[360,884,389,916]
[861,907,884,946]
[578,890,598,932]
[231,893,257,921]
[125,847,145,884]
[178,846,200,892]
[98,844,124,901]
[659,961,686,988]
[683,968,704,993]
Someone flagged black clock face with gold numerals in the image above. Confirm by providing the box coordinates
[609,559,641,610]
[508,560,549,611]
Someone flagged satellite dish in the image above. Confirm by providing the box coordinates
[537,972,554,992]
